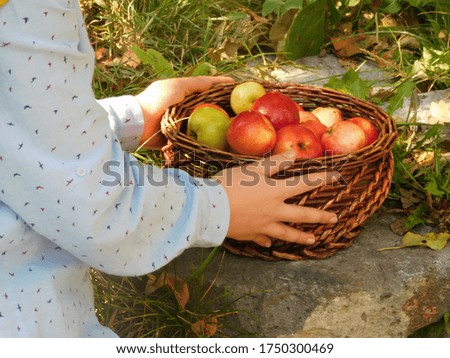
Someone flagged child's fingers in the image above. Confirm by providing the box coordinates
[183,76,235,94]
[276,203,337,225]
[232,233,272,248]
[265,223,316,245]
[279,170,342,198]
[247,150,297,178]
[252,234,272,248]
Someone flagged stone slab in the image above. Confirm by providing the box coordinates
[170,208,450,337]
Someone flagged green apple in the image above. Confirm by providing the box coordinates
[230,81,266,115]
[187,105,230,150]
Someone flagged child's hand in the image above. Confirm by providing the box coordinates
[213,150,339,248]
[135,76,235,149]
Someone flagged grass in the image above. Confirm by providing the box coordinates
[81,0,449,338]
[81,0,269,98]
[92,248,255,337]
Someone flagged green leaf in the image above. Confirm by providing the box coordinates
[387,80,416,115]
[414,123,440,149]
[424,175,446,198]
[379,0,402,13]
[186,62,216,77]
[327,0,342,24]
[222,11,248,21]
[262,0,281,17]
[262,0,304,17]
[346,0,361,6]
[406,0,436,8]
[444,312,450,336]
[324,68,375,100]
[405,203,428,229]
[284,0,326,59]
[131,46,175,78]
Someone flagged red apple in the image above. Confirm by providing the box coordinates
[312,107,344,127]
[295,102,305,112]
[273,124,323,159]
[321,121,366,156]
[348,117,379,146]
[300,120,328,140]
[251,92,299,131]
[298,111,320,123]
[226,110,276,156]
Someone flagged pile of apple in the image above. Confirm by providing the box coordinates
[187,81,379,158]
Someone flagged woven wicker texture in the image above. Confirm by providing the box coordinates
[161,81,397,260]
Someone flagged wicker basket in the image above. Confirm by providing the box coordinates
[161,81,397,260]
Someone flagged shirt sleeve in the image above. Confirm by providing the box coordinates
[0,0,229,276]
[97,95,144,152]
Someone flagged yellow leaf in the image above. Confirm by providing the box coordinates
[378,231,450,251]
[402,232,450,251]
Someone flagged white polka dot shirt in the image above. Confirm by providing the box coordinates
[0,0,229,337]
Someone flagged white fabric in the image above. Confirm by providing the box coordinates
[0,0,229,337]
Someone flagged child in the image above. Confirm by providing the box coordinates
[0,0,337,337]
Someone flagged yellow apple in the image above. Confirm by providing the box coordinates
[230,81,266,115]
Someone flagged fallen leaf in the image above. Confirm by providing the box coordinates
[331,36,365,57]
[378,231,450,251]
[403,232,450,251]
[380,14,399,27]
[399,34,420,50]
[145,272,190,310]
[191,315,218,337]
[120,49,141,69]
[95,47,108,61]
[399,187,423,209]
[389,217,409,236]
[208,38,242,62]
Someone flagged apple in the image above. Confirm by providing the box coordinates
[321,121,366,156]
[187,106,231,150]
[194,103,228,116]
[273,124,323,159]
[295,102,305,112]
[298,110,320,123]
[226,110,276,156]
[251,92,300,131]
[300,119,327,140]
[348,116,379,146]
[230,81,266,115]
[312,106,344,127]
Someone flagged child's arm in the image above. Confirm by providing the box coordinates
[97,77,235,151]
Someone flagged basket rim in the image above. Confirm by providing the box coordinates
[161,81,398,166]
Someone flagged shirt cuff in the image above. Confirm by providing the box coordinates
[98,95,144,152]
[192,177,230,248]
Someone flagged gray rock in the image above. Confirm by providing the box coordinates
[270,54,392,87]
[170,209,450,337]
